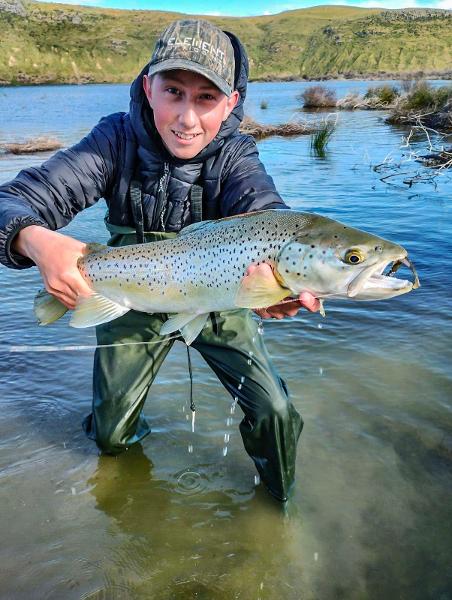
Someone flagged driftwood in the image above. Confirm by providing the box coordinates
[0,137,63,155]
[416,147,452,168]
[240,116,315,140]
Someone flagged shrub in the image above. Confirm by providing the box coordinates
[403,81,452,111]
[298,85,337,108]
[364,85,400,105]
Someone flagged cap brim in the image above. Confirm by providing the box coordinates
[147,58,232,96]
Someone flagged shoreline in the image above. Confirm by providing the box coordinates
[1,71,451,88]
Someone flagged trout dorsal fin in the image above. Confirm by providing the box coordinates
[177,221,213,237]
[83,243,109,255]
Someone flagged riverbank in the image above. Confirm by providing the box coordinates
[2,71,451,88]
[1,4,451,86]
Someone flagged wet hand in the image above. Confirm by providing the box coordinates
[246,263,320,319]
[13,226,92,310]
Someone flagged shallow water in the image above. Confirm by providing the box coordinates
[0,80,451,599]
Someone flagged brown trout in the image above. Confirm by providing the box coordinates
[35,210,420,344]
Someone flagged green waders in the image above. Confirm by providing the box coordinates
[83,225,304,501]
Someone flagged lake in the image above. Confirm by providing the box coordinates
[0,80,451,599]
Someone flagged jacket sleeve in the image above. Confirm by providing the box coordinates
[0,113,123,269]
[220,135,289,217]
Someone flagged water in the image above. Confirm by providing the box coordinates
[0,80,451,599]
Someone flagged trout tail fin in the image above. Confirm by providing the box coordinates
[34,289,69,325]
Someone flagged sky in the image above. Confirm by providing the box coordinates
[35,0,452,14]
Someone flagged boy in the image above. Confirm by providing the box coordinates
[0,19,318,501]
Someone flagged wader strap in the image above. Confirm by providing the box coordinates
[190,184,203,223]
[130,178,145,244]
[186,345,196,413]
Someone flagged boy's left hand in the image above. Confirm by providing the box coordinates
[245,263,320,319]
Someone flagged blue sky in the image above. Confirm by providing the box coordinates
[36,0,452,14]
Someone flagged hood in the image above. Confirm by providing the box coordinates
[128,31,249,165]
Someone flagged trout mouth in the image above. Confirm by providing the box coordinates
[348,256,420,299]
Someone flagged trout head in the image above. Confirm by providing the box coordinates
[275,213,419,301]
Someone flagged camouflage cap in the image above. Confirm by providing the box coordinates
[148,19,235,96]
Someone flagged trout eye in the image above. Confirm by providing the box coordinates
[344,249,365,264]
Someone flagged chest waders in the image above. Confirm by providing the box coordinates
[82,181,303,502]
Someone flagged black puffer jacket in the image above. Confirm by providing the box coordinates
[0,32,287,270]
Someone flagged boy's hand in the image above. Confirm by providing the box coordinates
[245,263,320,319]
[12,226,92,310]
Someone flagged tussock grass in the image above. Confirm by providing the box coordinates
[364,85,400,105]
[0,137,63,154]
[310,118,337,157]
[1,5,451,84]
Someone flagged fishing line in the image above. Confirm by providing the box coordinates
[5,333,182,353]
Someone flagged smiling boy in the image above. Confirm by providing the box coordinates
[0,19,318,502]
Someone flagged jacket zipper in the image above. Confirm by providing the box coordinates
[157,162,170,231]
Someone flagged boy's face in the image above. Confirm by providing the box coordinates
[143,70,239,160]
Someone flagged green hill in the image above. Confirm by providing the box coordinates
[0,1,451,85]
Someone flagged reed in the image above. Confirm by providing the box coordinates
[310,119,336,157]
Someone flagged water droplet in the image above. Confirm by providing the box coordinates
[257,319,264,335]
[222,446,228,457]
[240,376,245,384]
[314,552,319,561]
[71,487,76,496]
[317,323,323,329]
[185,414,190,421]
[252,336,256,343]
[254,474,260,485]
[224,433,230,443]
[226,417,233,427]
[188,444,193,454]
[319,367,323,376]
[238,383,242,391]
[247,359,252,366]
[191,411,196,433]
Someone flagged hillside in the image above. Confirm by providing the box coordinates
[0,1,451,85]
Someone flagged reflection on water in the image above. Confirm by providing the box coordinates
[0,80,451,599]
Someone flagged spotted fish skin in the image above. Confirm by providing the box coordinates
[35,209,418,342]
[78,210,313,314]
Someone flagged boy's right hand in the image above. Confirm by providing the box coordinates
[12,226,92,310]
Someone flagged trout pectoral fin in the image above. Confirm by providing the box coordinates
[235,268,289,309]
[70,293,130,328]
[160,312,209,346]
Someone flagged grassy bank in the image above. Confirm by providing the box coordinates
[0,2,451,85]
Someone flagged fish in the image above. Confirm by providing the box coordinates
[34,209,420,345]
